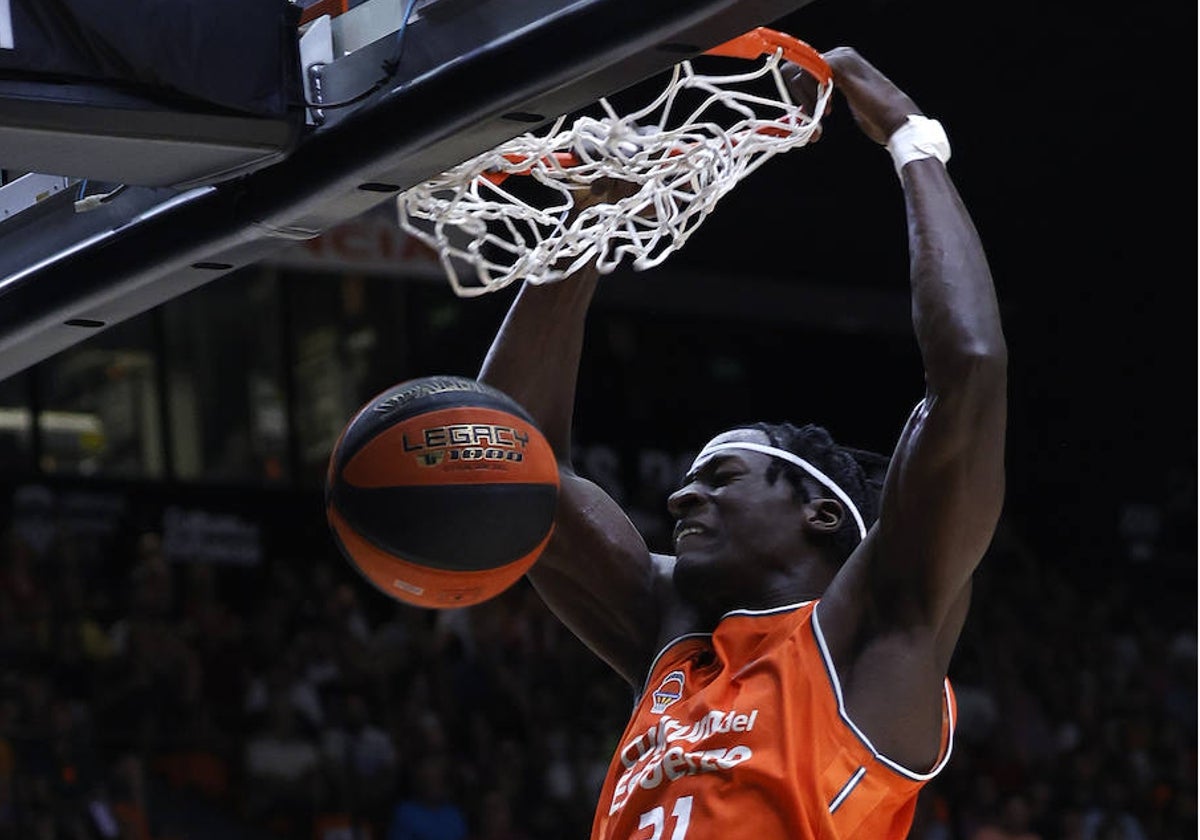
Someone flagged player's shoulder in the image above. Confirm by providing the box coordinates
[650,551,676,579]
[651,552,683,624]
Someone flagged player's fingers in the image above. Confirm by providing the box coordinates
[783,63,820,116]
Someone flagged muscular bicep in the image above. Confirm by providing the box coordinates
[528,468,663,687]
[873,361,1006,635]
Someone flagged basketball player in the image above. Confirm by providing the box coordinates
[477,46,1006,839]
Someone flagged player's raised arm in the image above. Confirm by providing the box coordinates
[477,183,663,687]
[813,47,1008,766]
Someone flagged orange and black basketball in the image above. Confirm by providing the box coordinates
[326,375,559,609]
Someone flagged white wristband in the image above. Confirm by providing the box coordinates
[886,115,951,177]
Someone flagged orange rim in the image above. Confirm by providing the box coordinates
[479,28,828,183]
[704,27,831,85]
[481,152,579,185]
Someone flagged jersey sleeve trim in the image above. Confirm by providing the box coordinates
[811,600,957,781]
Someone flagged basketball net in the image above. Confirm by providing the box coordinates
[397,28,833,297]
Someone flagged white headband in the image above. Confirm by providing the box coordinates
[690,441,868,540]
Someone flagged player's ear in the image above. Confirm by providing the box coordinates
[806,498,844,534]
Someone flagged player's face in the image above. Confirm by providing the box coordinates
[667,430,807,606]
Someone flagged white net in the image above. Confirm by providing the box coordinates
[398,37,833,297]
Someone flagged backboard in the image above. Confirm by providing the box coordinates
[0,0,821,382]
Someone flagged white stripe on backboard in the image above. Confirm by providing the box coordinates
[0,1,13,50]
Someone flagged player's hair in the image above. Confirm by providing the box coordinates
[745,421,888,562]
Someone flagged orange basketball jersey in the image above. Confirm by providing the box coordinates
[590,600,956,840]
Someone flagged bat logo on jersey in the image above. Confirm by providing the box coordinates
[652,670,685,713]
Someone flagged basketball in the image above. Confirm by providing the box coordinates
[325,375,559,609]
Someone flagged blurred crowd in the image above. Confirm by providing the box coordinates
[0,494,1194,840]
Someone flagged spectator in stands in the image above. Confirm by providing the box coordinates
[969,792,1043,840]
[471,788,529,840]
[242,693,322,835]
[386,752,468,840]
[321,689,397,826]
